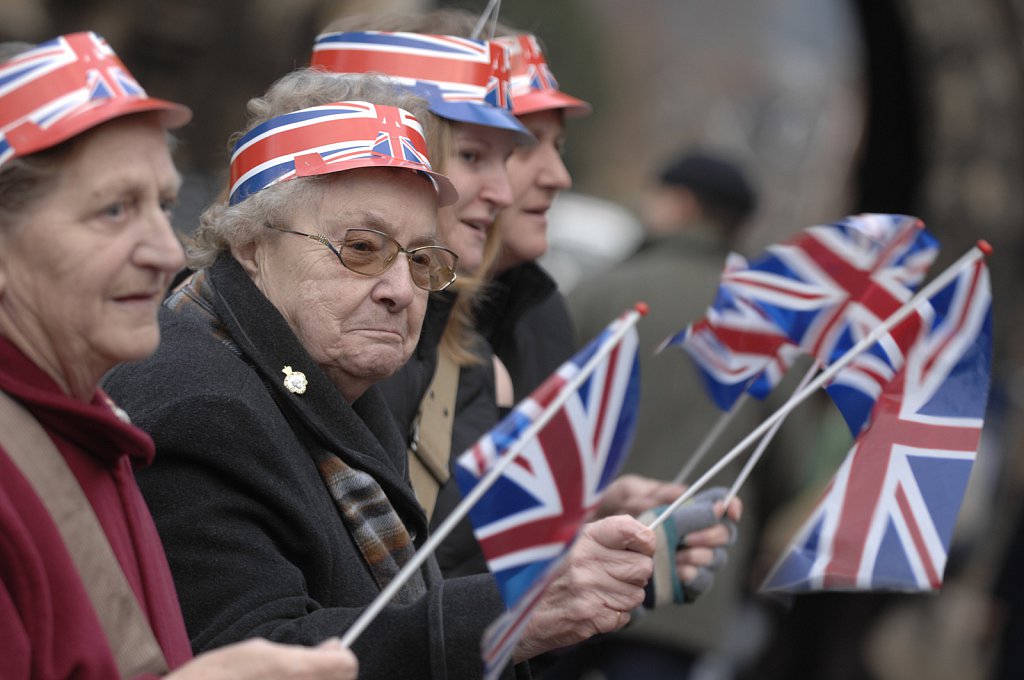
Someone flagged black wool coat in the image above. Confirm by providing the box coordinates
[103,256,517,680]
[481,262,576,401]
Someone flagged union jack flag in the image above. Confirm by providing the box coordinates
[495,33,590,117]
[502,34,559,96]
[310,31,513,112]
[371,106,432,166]
[725,214,939,364]
[453,310,641,679]
[660,253,797,411]
[0,32,148,166]
[484,41,512,111]
[228,102,436,205]
[761,257,992,593]
[823,309,927,435]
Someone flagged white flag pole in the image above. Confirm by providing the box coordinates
[486,0,503,40]
[722,360,820,509]
[339,304,648,649]
[648,242,990,531]
[673,395,748,485]
[470,0,502,39]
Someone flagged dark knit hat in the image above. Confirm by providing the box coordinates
[658,151,757,227]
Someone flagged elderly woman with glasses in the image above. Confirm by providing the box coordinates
[0,33,359,680]
[311,7,740,622]
[104,67,657,680]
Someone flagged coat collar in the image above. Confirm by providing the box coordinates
[0,335,155,468]
[477,261,558,344]
[205,255,427,530]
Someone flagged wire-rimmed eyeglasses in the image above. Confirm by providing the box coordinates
[267,225,458,292]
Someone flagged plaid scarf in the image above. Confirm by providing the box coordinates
[167,270,427,603]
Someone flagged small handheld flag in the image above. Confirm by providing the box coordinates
[333,306,644,669]
[455,307,642,678]
[761,256,992,593]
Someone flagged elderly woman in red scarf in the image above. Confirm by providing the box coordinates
[0,32,357,680]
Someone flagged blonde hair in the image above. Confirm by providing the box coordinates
[319,9,515,366]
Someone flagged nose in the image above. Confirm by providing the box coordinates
[371,252,418,310]
[540,146,572,192]
[480,160,515,210]
[135,205,185,275]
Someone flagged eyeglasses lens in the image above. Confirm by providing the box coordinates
[340,229,456,292]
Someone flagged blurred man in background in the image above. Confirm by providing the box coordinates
[566,150,798,679]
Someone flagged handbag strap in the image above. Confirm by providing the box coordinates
[0,390,169,678]
[408,352,460,518]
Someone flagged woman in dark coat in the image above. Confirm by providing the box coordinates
[104,68,659,680]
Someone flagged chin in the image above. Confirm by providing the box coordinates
[507,242,546,268]
[526,243,547,263]
[105,328,162,364]
[356,351,410,383]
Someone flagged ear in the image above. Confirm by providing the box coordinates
[231,240,261,279]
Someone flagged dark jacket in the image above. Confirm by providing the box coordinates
[480,262,576,401]
[103,256,514,680]
[432,263,577,578]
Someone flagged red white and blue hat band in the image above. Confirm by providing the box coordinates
[499,34,591,117]
[228,100,456,206]
[310,31,529,137]
[0,31,190,169]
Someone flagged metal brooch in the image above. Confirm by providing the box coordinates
[281,365,308,394]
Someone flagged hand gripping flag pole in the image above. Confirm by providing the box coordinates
[648,241,992,532]
[338,303,648,650]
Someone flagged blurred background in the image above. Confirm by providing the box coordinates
[4,0,1022,677]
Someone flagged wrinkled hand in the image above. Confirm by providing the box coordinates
[596,474,687,518]
[165,638,358,680]
[513,515,655,662]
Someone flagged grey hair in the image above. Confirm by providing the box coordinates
[187,68,448,268]
[0,144,71,231]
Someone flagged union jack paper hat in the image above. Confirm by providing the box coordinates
[228,100,457,206]
[310,31,530,138]
[498,34,591,117]
[0,31,191,169]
